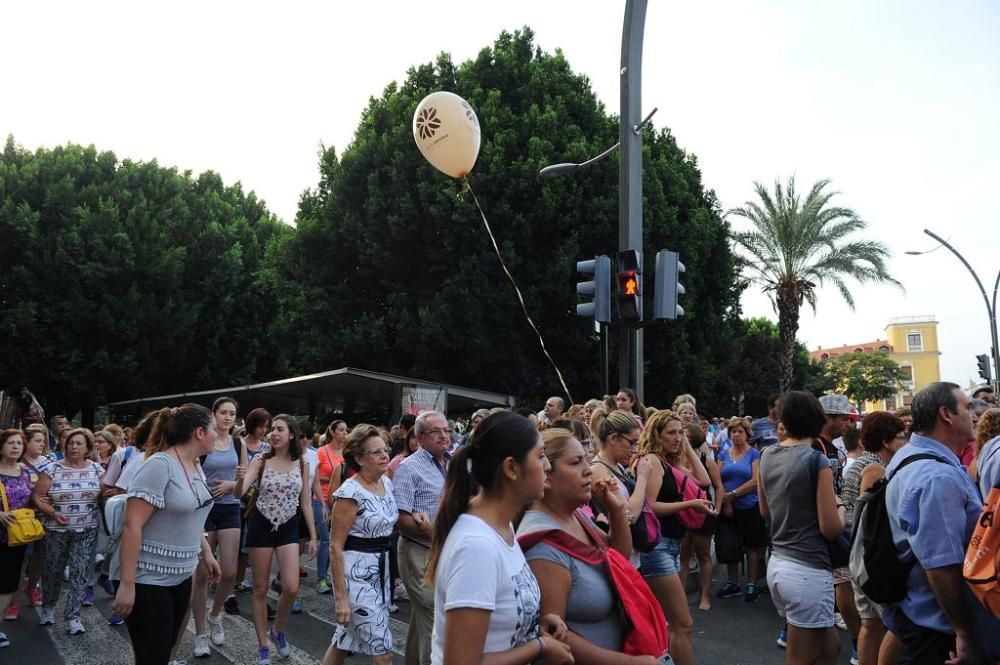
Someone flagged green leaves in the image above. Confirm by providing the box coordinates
[819,352,910,404]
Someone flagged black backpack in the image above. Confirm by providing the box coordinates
[849,452,946,604]
[199,436,244,467]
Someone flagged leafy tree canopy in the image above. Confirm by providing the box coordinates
[819,351,909,404]
[262,28,742,412]
[0,135,289,420]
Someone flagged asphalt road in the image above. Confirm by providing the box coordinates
[4,556,854,665]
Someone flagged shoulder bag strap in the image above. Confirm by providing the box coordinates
[243,456,267,518]
[0,476,9,512]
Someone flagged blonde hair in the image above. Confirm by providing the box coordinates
[727,416,753,439]
[589,408,639,449]
[676,403,697,419]
[976,408,1000,452]
[672,394,697,410]
[637,410,690,471]
[541,427,575,463]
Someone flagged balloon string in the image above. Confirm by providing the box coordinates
[462,177,574,405]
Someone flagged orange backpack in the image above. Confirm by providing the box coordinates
[965,476,1000,617]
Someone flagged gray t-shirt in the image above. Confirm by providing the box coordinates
[516,510,623,651]
[201,438,239,506]
[111,452,213,586]
[760,444,831,570]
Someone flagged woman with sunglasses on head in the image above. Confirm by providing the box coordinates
[110,404,222,665]
[633,410,715,665]
[323,425,397,665]
[237,414,317,665]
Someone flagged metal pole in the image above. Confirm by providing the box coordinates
[619,0,648,400]
[993,268,1000,392]
[923,229,1000,389]
[600,323,610,397]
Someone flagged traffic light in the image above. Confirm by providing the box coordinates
[654,249,686,320]
[615,249,642,321]
[977,354,992,382]
[576,255,611,323]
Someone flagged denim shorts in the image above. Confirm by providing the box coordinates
[204,502,241,532]
[640,536,682,578]
[245,510,300,549]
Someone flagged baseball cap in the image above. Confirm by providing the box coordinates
[819,394,852,415]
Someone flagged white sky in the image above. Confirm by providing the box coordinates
[4,0,998,387]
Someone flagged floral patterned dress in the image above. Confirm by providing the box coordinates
[331,476,398,655]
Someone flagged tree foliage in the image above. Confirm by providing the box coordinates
[728,177,900,391]
[260,28,742,412]
[0,136,289,421]
[819,351,909,404]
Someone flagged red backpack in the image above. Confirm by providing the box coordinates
[665,462,709,530]
[518,509,670,660]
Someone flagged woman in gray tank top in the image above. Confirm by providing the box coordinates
[758,391,846,665]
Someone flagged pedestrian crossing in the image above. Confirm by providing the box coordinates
[3,556,409,664]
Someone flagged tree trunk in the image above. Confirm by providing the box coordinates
[776,285,801,392]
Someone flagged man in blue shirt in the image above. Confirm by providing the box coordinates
[884,382,985,664]
[750,393,781,448]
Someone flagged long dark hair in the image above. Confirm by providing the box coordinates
[263,414,302,461]
[426,412,538,583]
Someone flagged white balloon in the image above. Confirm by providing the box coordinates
[412,91,481,178]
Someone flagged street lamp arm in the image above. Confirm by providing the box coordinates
[923,229,992,316]
[538,108,658,177]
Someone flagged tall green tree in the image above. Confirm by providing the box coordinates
[262,28,741,410]
[728,177,900,391]
[820,351,909,404]
[0,136,289,423]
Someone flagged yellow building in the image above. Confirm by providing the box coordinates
[809,315,942,412]
[881,315,941,411]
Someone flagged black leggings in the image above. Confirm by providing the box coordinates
[125,578,192,665]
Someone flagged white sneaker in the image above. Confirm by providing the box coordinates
[208,614,225,646]
[39,608,55,626]
[834,612,848,631]
[193,634,211,658]
[393,582,409,601]
[168,660,188,665]
[389,603,399,614]
[67,618,86,635]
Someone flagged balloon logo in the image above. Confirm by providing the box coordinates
[412,91,480,179]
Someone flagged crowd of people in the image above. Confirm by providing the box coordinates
[1,383,999,665]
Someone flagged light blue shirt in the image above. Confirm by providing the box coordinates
[393,446,448,546]
[884,434,982,634]
[978,435,1000,498]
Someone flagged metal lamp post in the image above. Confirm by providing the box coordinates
[540,0,651,400]
[906,228,1000,390]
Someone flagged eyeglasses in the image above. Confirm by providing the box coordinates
[361,447,391,457]
[617,433,639,448]
[422,428,453,438]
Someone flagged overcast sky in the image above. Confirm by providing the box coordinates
[4,0,998,388]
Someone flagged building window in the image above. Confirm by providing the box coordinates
[900,364,914,391]
[906,332,923,352]
[885,394,897,411]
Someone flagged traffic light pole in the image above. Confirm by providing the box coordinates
[923,229,1000,391]
[619,0,648,400]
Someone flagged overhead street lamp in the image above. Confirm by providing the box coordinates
[539,108,659,178]
[540,0,653,399]
[905,228,999,391]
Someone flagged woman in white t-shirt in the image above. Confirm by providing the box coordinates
[426,412,573,665]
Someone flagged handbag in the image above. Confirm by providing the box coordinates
[665,463,709,530]
[592,460,662,553]
[714,518,744,564]
[0,471,45,546]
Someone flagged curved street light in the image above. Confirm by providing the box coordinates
[906,228,999,389]
[538,107,659,178]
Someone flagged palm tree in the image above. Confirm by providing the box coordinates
[728,177,901,391]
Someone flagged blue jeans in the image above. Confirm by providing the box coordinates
[312,498,331,581]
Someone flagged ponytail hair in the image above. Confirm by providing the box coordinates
[590,408,640,449]
[426,412,538,583]
[144,404,213,456]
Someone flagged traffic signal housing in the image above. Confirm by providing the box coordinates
[978,354,992,382]
[615,250,642,321]
[654,250,686,320]
[576,256,611,323]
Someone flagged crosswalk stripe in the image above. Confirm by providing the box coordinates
[28,605,136,665]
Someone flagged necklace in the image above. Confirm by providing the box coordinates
[174,449,203,504]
